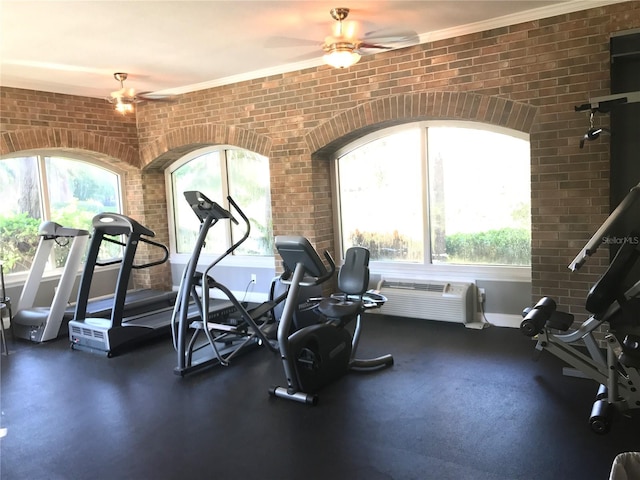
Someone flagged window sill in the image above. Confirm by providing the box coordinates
[170,253,276,269]
[370,262,531,283]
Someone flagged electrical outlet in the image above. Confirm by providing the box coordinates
[250,274,257,284]
[478,287,486,304]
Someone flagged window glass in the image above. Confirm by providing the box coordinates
[335,123,531,268]
[226,149,273,255]
[337,128,424,262]
[427,127,530,265]
[170,147,272,257]
[45,157,122,262]
[0,154,123,274]
[171,151,225,254]
[0,156,43,274]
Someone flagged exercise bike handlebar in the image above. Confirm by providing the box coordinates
[315,251,337,285]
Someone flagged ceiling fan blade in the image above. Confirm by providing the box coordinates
[136,92,177,103]
[358,42,393,51]
[287,50,326,63]
[363,28,419,46]
[265,36,320,48]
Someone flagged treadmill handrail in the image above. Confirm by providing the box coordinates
[39,221,89,238]
[133,237,170,269]
[92,213,156,237]
[93,233,169,269]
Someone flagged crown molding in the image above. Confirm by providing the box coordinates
[155,0,628,96]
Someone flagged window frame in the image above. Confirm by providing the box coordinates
[330,121,531,283]
[0,150,126,284]
[165,145,275,269]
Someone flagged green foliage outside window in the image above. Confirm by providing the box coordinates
[1,155,122,275]
[350,227,531,266]
[0,214,41,272]
[443,228,531,265]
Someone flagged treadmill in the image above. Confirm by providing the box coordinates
[69,213,234,357]
[13,222,89,342]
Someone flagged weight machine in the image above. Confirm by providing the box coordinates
[521,182,640,433]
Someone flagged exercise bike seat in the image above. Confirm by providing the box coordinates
[317,247,369,325]
[318,295,361,321]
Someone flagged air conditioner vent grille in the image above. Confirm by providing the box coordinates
[373,279,474,324]
[382,281,445,293]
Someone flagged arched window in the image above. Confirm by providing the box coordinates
[167,146,272,257]
[333,121,531,277]
[0,153,123,276]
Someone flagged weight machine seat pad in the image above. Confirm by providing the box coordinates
[547,310,575,331]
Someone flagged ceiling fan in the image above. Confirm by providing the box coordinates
[107,73,174,114]
[267,7,419,69]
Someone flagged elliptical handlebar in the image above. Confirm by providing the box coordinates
[184,191,239,226]
[201,195,251,277]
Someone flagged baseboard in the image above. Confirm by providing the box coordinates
[476,312,521,328]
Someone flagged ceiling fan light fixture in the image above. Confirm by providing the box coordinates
[323,43,361,69]
[115,97,134,115]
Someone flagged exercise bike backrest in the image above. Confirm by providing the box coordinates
[338,247,370,296]
[275,236,335,285]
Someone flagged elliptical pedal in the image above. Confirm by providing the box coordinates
[188,320,245,334]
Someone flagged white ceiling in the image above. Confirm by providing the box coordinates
[0,0,625,100]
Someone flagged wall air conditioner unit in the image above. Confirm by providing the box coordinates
[370,280,475,325]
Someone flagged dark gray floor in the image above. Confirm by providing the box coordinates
[1,315,639,480]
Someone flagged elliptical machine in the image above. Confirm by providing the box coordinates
[172,191,285,376]
[269,235,393,405]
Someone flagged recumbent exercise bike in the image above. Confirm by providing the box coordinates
[269,235,394,405]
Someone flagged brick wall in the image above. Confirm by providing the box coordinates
[2,2,640,316]
[0,88,171,290]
